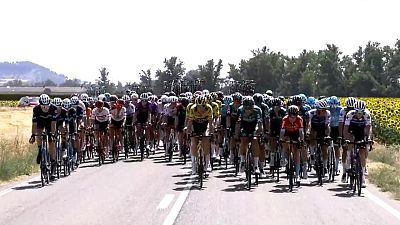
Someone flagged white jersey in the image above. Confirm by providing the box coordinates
[308,109,331,126]
[125,103,135,117]
[344,110,371,126]
[163,103,176,117]
[110,107,126,121]
[91,108,110,123]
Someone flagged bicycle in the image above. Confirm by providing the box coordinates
[269,135,282,182]
[221,128,230,169]
[180,133,190,165]
[96,129,107,166]
[345,139,373,196]
[280,138,301,192]
[111,127,122,163]
[311,137,329,186]
[244,133,262,190]
[123,124,134,160]
[327,138,336,182]
[137,123,149,161]
[166,128,177,162]
[191,133,212,189]
[33,133,51,187]
[55,130,62,179]
[66,133,76,173]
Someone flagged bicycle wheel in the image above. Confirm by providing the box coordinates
[124,130,129,160]
[246,152,252,190]
[140,137,145,161]
[199,154,204,189]
[330,147,336,182]
[287,154,293,192]
[316,149,323,186]
[40,161,45,187]
[356,154,362,196]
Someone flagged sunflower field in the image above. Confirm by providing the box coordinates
[0,100,18,107]
[339,97,400,145]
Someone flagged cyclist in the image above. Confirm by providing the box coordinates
[53,97,68,158]
[267,98,287,168]
[306,100,331,175]
[339,97,357,182]
[71,96,85,166]
[135,93,153,153]
[187,95,214,174]
[226,92,242,164]
[176,96,189,158]
[91,100,110,159]
[110,99,126,156]
[123,95,136,152]
[207,93,220,160]
[162,96,178,156]
[328,96,343,175]
[235,96,263,174]
[280,105,305,183]
[343,100,371,187]
[253,93,269,175]
[29,94,57,180]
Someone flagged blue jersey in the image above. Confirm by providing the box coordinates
[221,103,228,117]
[329,106,343,127]
[238,105,262,123]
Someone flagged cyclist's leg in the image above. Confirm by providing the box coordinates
[251,137,261,173]
[294,145,301,178]
[239,136,249,173]
[190,136,199,174]
[269,136,277,166]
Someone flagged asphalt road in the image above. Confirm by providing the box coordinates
[1,149,400,225]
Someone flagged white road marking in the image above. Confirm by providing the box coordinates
[364,189,400,221]
[0,175,40,198]
[157,194,175,210]
[162,174,195,225]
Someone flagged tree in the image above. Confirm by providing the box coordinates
[59,78,82,87]
[139,69,152,87]
[197,59,223,91]
[154,57,186,94]
[97,67,112,93]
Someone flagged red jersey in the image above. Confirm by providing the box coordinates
[281,115,303,133]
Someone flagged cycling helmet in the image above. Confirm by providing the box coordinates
[109,95,118,102]
[299,94,307,104]
[39,94,51,105]
[307,96,316,107]
[318,95,326,100]
[278,96,285,102]
[216,91,224,100]
[210,92,218,101]
[287,105,299,115]
[53,97,62,106]
[354,100,366,111]
[271,98,282,107]
[328,96,340,107]
[243,96,255,107]
[232,92,242,102]
[71,96,79,105]
[202,89,210,95]
[160,95,169,104]
[122,95,130,102]
[316,100,328,109]
[131,93,139,100]
[252,93,264,105]
[168,91,176,97]
[95,100,104,108]
[88,97,94,103]
[125,89,131,95]
[345,97,357,108]
[266,90,273,96]
[80,93,89,102]
[62,98,71,109]
[169,96,179,103]
[98,94,106,101]
[292,95,302,105]
[194,91,202,96]
[104,93,111,101]
[185,92,193,98]
[223,96,233,105]
[140,93,149,100]
[195,95,207,105]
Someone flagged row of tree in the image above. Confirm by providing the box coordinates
[97,39,400,97]
[2,78,84,87]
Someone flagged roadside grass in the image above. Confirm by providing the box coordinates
[368,144,400,200]
[0,135,38,181]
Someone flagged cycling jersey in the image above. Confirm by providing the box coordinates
[210,102,220,118]
[329,106,343,127]
[268,107,287,136]
[308,109,331,137]
[56,107,68,128]
[136,101,152,124]
[176,103,186,131]
[91,108,110,123]
[345,110,371,141]
[110,106,126,122]
[66,107,77,133]
[339,107,353,124]
[281,115,303,139]
[256,103,269,123]
[237,105,262,135]
[188,104,213,123]
[32,104,58,130]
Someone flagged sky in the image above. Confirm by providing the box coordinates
[0,0,399,83]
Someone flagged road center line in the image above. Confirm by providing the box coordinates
[157,194,175,210]
[162,174,195,225]
[364,189,400,221]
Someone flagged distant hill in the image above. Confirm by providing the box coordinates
[0,61,67,86]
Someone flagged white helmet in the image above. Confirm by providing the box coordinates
[160,95,168,103]
[202,89,209,95]
[122,95,130,101]
[80,93,89,101]
[169,96,178,103]
[63,98,71,109]
[71,96,79,105]
[98,94,106,101]
[131,93,139,100]
[53,97,62,106]
[354,100,366,111]
[39,94,51,105]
